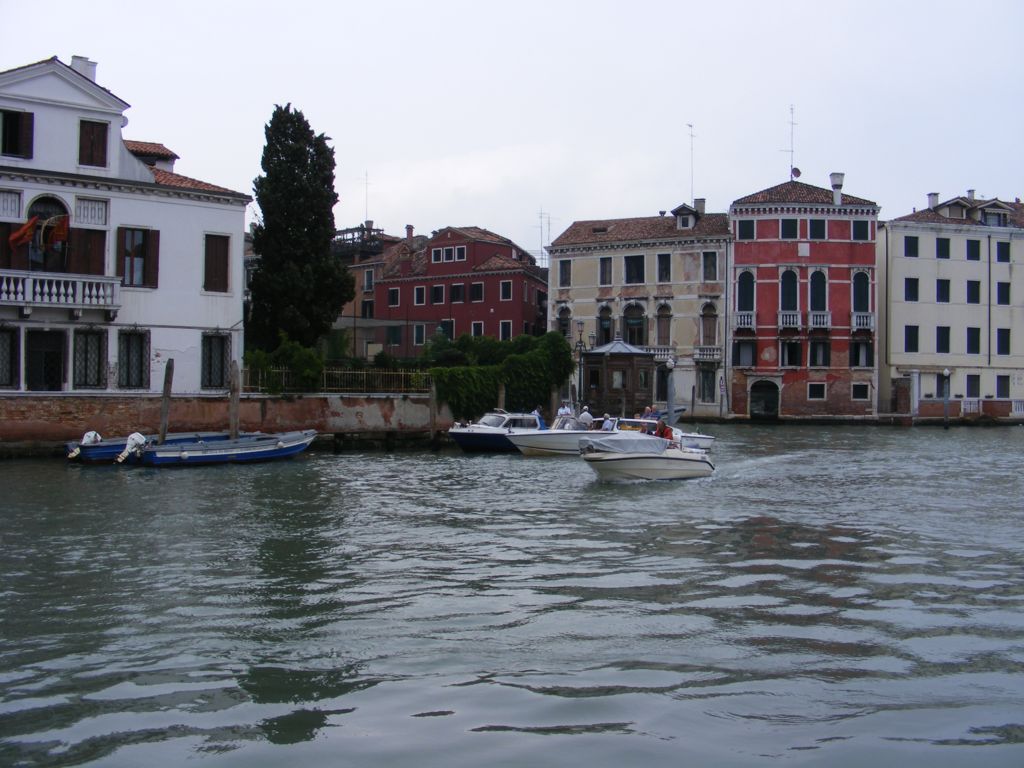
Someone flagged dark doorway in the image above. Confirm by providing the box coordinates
[26,330,65,391]
[749,380,779,419]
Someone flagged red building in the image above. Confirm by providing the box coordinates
[373,226,547,356]
[729,174,879,418]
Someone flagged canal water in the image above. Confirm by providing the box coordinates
[2,425,1024,767]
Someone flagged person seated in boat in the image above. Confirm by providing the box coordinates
[642,405,654,418]
[578,405,594,429]
[601,414,615,431]
[653,418,674,440]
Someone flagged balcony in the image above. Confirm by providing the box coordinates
[851,312,875,331]
[808,311,831,330]
[733,311,754,330]
[777,311,801,330]
[0,269,121,319]
[694,345,722,362]
[644,345,676,362]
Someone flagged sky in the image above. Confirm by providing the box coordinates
[3,0,1023,263]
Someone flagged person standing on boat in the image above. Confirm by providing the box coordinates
[557,400,572,417]
[531,405,548,430]
[578,405,594,429]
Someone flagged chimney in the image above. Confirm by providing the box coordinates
[405,224,414,245]
[967,189,975,201]
[927,192,939,209]
[694,198,706,214]
[70,55,97,81]
[829,172,845,206]
[364,220,373,230]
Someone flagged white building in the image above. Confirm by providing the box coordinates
[0,56,249,394]
[879,191,1024,415]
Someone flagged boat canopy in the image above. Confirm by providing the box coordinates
[579,433,670,455]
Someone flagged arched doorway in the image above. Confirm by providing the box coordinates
[749,380,780,419]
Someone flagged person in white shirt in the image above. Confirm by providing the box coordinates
[557,401,572,417]
[601,413,615,431]
[578,405,594,428]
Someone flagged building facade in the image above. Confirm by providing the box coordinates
[0,56,249,395]
[547,201,731,418]
[879,191,1024,417]
[728,174,879,418]
[372,226,547,357]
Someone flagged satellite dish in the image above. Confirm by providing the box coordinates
[791,167,802,178]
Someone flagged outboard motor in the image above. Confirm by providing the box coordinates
[67,430,102,459]
[115,432,148,464]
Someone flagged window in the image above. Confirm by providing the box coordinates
[966,374,980,398]
[431,285,445,305]
[966,239,980,260]
[737,220,755,240]
[936,326,950,354]
[360,300,373,319]
[904,236,918,257]
[203,234,229,292]
[118,330,150,389]
[500,280,512,301]
[78,120,108,167]
[438,320,454,340]
[737,271,755,312]
[936,238,950,259]
[810,271,827,311]
[657,305,672,346]
[966,280,980,304]
[781,340,801,367]
[471,321,483,337]
[450,283,464,303]
[414,286,425,305]
[386,326,401,346]
[997,282,1010,305]
[702,251,717,281]
[780,219,798,239]
[807,382,826,400]
[624,255,645,284]
[73,330,106,388]
[997,375,1010,398]
[904,325,919,353]
[732,340,756,367]
[599,256,612,286]
[850,340,872,367]
[967,327,981,354]
[780,270,798,311]
[809,219,826,240]
[1,109,33,158]
[388,287,400,307]
[431,248,441,263]
[558,259,571,287]
[201,334,229,388]
[936,373,950,399]
[904,277,919,301]
[851,383,869,400]
[0,328,17,387]
[997,241,1010,263]
[936,279,950,303]
[118,227,159,287]
[598,307,613,345]
[852,272,869,312]
[455,245,466,261]
[470,282,484,302]
[623,304,646,346]
[809,339,830,367]
[363,269,374,291]
[612,370,626,390]
[414,324,425,345]
[852,220,870,241]
[997,328,1010,356]
[499,320,512,341]
[657,253,671,283]
[443,247,454,262]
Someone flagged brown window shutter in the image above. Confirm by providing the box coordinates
[95,122,107,167]
[67,227,86,273]
[204,234,229,292]
[88,230,106,276]
[19,112,33,159]
[116,226,126,279]
[144,229,160,288]
[0,223,10,268]
[78,123,89,165]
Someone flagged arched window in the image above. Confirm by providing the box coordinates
[780,269,798,311]
[701,303,718,346]
[737,271,755,312]
[623,304,646,346]
[810,270,827,312]
[656,304,672,346]
[852,271,870,312]
[557,307,572,339]
[598,305,613,345]
[25,196,70,272]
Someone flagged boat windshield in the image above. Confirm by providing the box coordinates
[552,416,586,430]
[477,414,507,427]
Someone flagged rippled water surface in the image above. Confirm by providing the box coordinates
[3,424,1024,766]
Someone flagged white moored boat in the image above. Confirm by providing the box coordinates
[506,414,597,456]
[579,432,714,482]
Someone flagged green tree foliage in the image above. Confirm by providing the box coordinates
[244,333,324,393]
[431,332,574,420]
[247,104,354,351]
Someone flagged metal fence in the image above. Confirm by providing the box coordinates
[242,367,432,394]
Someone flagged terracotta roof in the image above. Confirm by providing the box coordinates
[150,166,243,195]
[732,180,876,207]
[890,198,1024,227]
[124,140,179,160]
[551,212,730,247]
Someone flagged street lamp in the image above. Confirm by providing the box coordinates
[574,319,586,412]
[665,356,676,425]
[943,367,950,430]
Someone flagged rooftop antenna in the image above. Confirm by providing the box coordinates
[782,105,800,180]
[687,123,695,202]
[363,170,370,221]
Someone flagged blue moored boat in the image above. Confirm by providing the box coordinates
[118,429,318,466]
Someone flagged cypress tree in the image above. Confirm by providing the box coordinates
[247,104,354,350]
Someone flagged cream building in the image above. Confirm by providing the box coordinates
[879,191,1024,416]
[547,201,731,418]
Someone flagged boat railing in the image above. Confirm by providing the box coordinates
[242,367,433,394]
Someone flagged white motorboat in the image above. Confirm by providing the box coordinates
[506,414,599,456]
[448,410,545,453]
[579,432,714,482]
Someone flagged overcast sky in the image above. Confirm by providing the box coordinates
[4,0,1022,262]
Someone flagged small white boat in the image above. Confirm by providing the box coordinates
[506,414,598,456]
[448,410,545,453]
[579,432,714,482]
